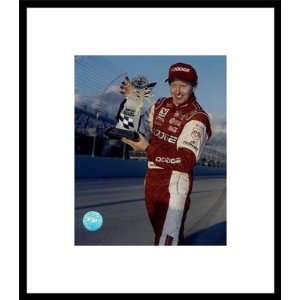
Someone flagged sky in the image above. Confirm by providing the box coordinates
[75,55,226,119]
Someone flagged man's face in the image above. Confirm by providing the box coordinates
[169,79,194,106]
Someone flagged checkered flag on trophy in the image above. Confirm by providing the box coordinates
[118,112,135,129]
[105,75,156,141]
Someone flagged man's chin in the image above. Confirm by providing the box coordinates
[173,98,188,105]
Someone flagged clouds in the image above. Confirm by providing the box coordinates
[74,90,91,111]
[75,81,156,120]
[75,87,124,121]
[104,84,121,94]
[75,91,81,105]
[206,114,226,152]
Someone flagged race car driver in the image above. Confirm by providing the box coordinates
[122,62,212,245]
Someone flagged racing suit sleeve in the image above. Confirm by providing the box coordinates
[146,120,208,173]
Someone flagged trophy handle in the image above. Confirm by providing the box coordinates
[147,82,157,88]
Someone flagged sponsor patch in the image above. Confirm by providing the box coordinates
[191,129,202,140]
[155,116,165,126]
[174,111,185,120]
[171,66,190,73]
[155,157,181,164]
[153,129,177,144]
[168,125,178,133]
[158,107,170,118]
[183,140,199,152]
[169,118,181,127]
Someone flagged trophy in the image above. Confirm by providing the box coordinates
[105,75,156,141]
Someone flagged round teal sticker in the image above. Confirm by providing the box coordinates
[83,211,103,231]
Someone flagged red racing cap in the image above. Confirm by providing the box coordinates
[165,62,198,86]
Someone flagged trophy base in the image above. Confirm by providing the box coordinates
[105,127,140,142]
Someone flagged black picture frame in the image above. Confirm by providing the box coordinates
[20,0,281,297]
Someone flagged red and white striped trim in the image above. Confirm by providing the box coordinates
[158,171,190,245]
[147,161,163,169]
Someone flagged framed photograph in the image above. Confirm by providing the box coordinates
[20,0,280,296]
[74,55,227,246]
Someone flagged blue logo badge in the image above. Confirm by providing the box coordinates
[82,211,103,231]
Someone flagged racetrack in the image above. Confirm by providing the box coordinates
[75,176,226,245]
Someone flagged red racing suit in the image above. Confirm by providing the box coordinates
[144,95,212,245]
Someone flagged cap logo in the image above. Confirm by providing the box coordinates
[171,67,190,73]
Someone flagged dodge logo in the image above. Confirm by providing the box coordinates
[153,129,177,144]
